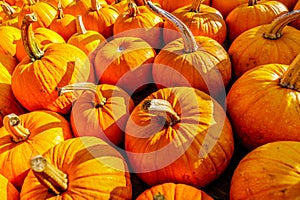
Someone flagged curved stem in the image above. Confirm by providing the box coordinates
[145,0,198,53]
[21,13,44,61]
[248,0,257,6]
[142,99,180,126]
[279,53,300,91]
[190,0,204,13]
[263,10,300,40]
[57,82,107,108]
[30,155,68,195]
[0,2,17,19]
[127,1,140,17]
[3,113,30,143]
[91,0,102,11]
[75,15,87,34]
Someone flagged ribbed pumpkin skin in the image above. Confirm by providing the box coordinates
[0,26,20,57]
[125,87,234,188]
[230,141,300,200]
[226,63,300,150]
[136,183,214,200]
[0,174,19,200]
[20,137,132,200]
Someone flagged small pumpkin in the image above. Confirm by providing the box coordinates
[0,25,20,57]
[57,82,134,146]
[230,141,300,200]
[227,53,300,150]
[136,183,213,200]
[0,2,21,28]
[0,173,19,200]
[0,111,73,190]
[20,137,132,199]
[228,10,300,79]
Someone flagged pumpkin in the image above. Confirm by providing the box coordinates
[225,0,288,42]
[0,111,73,190]
[11,13,90,114]
[0,2,20,28]
[146,1,231,101]
[113,1,164,49]
[57,82,134,146]
[210,0,248,18]
[136,183,213,200]
[81,0,119,38]
[125,86,234,188]
[163,0,227,45]
[228,10,300,79]
[93,36,156,93]
[48,0,77,42]
[0,25,20,57]
[0,173,19,200]
[63,0,91,17]
[227,53,300,150]
[230,141,300,199]
[20,137,132,199]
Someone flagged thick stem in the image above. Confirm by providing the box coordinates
[279,53,300,91]
[263,10,300,40]
[21,13,44,61]
[153,192,166,200]
[145,0,198,53]
[190,0,204,13]
[57,82,107,108]
[127,1,140,17]
[0,2,17,19]
[248,0,257,6]
[142,99,180,126]
[75,15,87,34]
[30,155,68,195]
[3,113,30,142]
[91,0,102,11]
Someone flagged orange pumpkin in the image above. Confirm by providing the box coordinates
[0,174,19,200]
[11,13,90,114]
[57,82,134,146]
[111,0,130,13]
[20,137,132,199]
[0,25,20,57]
[63,0,91,17]
[230,141,300,199]
[227,53,300,150]
[226,0,288,42]
[136,183,213,200]
[125,86,234,188]
[210,0,248,18]
[163,0,227,45]
[228,10,300,79]
[0,2,21,28]
[113,1,164,49]
[0,111,73,190]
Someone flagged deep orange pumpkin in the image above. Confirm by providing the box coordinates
[0,174,19,200]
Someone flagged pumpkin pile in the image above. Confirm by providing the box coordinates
[0,0,300,199]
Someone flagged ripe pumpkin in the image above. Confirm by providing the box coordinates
[0,2,20,28]
[0,174,19,200]
[93,36,156,93]
[113,1,164,49]
[0,25,20,57]
[20,137,132,199]
[125,86,234,188]
[147,1,231,100]
[210,0,248,18]
[57,82,134,146]
[0,111,73,190]
[230,141,300,199]
[63,0,91,16]
[227,53,300,150]
[228,10,300,79]
[11,13,90,114]
[136,183,213,200]
[163,0,227,45]
[226,0,288,42]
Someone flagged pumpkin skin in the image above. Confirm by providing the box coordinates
[210,0,248,18]
[0,173,19,200]
[230,141,300,200]
[136,183,213,200]
[228,10,300,79]
[226,57,300,149]
[0,25,20,57]
[20,137,132,200]
[0,111,73,190]
[125,87,234,188]
[0,54,18,75]
[225,0,288,42]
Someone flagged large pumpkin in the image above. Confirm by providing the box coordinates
[0,174,19,200]
[20,137,132,199]
[0,110,73,190]
[11,13,90,114]
[227,53,300,150]
[125,86,234,188]
[230,141,300,199]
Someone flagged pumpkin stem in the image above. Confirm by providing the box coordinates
[57,82,107,108]
[145,0,198,53]
[190,0,204,13]
[153,192,167,200]
[127,1,140,17]
[142,99,180,126]
[91,0,102,11]
[248,0,257,6]
[263,10,300,40]
[75,15,87,34]
[0,2,18,19]
[57,0,65,19]
[21,13,44,61]
[3,113,30,143]
[279,53,300,91]
[30,155,68,195]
